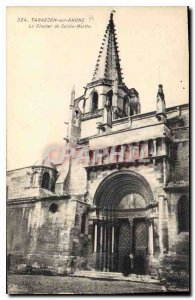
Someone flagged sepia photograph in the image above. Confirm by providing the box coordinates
[6,6,189,294]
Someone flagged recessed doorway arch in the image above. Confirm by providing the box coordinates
[94,170,154,209]
[92,170,155,274]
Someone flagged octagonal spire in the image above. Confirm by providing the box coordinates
[92,11,124,84]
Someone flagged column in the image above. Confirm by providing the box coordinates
[158,196,164,255]
[106,223,110,272]
[158,195,169,254]
[129,219,134,270]
[103,223,107,271]
[88,219,94,254]
[162,138,166,155]
[163,157,166,185]
[164,197,169,252]
[110,224,115,272]
[111,225,115,254]
[99,223,103,270]
[94,223,98,253]
[129,219,133,255]
[100,223,103,253]
[148,219,154,256]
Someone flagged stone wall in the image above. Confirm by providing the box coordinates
[159,102,189,287]
[6,104,189,279]
[7,197,77,275]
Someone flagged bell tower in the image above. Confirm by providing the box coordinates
[74,12,141,139]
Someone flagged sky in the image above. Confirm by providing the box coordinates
[7,6,189,170]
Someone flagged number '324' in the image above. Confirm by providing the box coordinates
[17,18,28,22]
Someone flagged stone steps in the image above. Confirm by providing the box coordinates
[71,270,160,284]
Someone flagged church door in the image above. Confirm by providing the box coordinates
[133,218,148,274]
[117,219,131,273]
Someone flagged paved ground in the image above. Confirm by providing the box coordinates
[7,274,166,294]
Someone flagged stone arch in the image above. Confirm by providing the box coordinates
[94,170,154,209]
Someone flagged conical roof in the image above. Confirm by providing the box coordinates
[92,12,123,84]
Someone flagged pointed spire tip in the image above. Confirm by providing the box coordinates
[110,10,116,20]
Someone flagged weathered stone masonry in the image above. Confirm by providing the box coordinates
[7,12,189,280]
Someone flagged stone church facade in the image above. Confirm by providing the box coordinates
[7,13,189,279]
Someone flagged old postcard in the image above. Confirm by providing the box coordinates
[6,6,189,294]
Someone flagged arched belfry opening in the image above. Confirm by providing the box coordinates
[91,91,98,112]
[105,90,113,108]
[92,171,155,274]
[123,95,129,116]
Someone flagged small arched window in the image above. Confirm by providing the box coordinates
[106,90,113,108]
[178,195,189,233]
[41,172,50,189]
[91,92,98,112]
